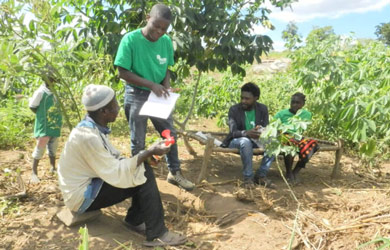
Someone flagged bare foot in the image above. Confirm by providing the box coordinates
[30,174,40,184]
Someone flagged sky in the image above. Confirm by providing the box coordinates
[255,0,390,51]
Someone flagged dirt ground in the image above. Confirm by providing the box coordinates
[1,118,390,250]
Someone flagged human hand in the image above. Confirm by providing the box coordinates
[149,140,171,156]
[246,128,261,139]
[168,88,181,93]
[151,84,170,98]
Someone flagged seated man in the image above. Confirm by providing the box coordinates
[57,84,186,247]
[222,82,271,188]
[258,92,318,184]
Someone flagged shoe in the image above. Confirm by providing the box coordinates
[143,231,187,247]
[167,171,195,191]
[243,178,255,189]
[123,221,146,235]
[254,176,276,189]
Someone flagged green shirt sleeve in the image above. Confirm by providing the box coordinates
[114,33,132,70]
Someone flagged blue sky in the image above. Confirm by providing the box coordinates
[255,0,390,51]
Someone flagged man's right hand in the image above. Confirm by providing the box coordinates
[246,128,261,139]
[151,84,170,98]
[149,141,171,155]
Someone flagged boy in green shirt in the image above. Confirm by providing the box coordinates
[29,78,62,183]
[114,3,194,191]
[258,92,318,185]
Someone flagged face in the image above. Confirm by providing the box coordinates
[143,15,171,42]
[290,96,304,114]
[240,91,258,111]
[103,98,120,123]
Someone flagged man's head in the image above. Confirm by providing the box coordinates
[143,3,172,42]
[82,84,119,123]
[290,92,306,114]
[240,82,260,111]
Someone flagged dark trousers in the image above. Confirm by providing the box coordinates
[86,163,167,241]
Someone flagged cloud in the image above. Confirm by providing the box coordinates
[269,0,390,23]
[271,40,285,52]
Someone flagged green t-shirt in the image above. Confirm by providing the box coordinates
[114,29,174,90]
[274,108,312,133]
[29,85,62,137]
[245,109,256,130]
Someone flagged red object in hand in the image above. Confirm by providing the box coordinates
[161,129,175,146]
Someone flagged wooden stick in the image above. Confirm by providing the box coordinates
[312,223,371,235]
[0,191,27,200]
[331,139,343,178]
[197,138,214,184]
[197,179,237,187]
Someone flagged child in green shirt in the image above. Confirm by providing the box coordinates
[276,92,318,183]
[257,92,318,186]
[29,79,62,183]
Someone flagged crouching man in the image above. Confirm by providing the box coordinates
[57,84,186,247]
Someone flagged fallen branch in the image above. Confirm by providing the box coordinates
[0,191,27,200]
[197,179,236,187]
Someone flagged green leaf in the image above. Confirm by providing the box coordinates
[78,226,89,250]
[29,20,35,32]
[365,119,376,132]
[359,139,376,157]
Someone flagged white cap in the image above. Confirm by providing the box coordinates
[82,84,115,111]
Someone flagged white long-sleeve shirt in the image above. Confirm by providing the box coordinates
[58,120,147,211]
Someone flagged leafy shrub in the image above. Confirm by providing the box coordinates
[175,67,297,129]
[289,33,390,160]
[0,98,34,149]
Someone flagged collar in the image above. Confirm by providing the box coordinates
[81,115,111,135]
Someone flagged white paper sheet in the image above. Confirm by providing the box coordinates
[139,91,180,119]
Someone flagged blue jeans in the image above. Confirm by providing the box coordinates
[229,137,274,179]
[124,85,181,173]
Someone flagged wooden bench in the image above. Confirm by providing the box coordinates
[180,130,343,183]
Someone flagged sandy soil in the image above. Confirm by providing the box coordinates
[1,119,390,250]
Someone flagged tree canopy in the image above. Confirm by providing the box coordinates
[0,0,295,128]
[63,0,295,76]
[375,22,390,45]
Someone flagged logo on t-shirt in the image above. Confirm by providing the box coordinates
[156,55,167,65]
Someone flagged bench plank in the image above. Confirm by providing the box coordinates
[179,131,343,183]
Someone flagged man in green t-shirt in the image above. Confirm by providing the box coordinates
[221,82,270,188]
[114,3,194,191]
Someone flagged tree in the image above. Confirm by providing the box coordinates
[282,21,299,40]
[375,22,390,45]
[282,21,302,50]
[1,0,119,128]
[306,26,335,42]
[64,0,295,76]
[62,0,295,131]
[1,0,296,132]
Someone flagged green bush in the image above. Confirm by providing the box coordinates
[175,68,296,128]
[0,98,34,149]
[290,33,390,160]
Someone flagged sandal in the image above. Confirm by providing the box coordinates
[123,221,146,235]
[143,231,187,247]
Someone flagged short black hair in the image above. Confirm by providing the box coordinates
[292,92,306,104]
[241,82,260,98]
[150,3,172,21]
